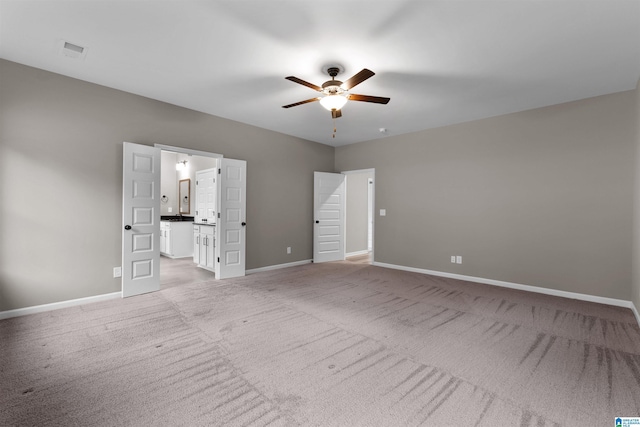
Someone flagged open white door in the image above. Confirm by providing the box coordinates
[314,172,345,263]
[216,158,247,279]
[122,142,161,297]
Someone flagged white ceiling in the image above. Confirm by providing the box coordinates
[1,1,639,147]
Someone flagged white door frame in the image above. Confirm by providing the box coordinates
[155,145,247,280]
[341,168,375,263]
[155,144,223,160]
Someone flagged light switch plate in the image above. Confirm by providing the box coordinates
[456,256,462,264]
[380,209,386,216]
[113,267,122,278]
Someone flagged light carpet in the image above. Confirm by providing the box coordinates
[1,261,639,426]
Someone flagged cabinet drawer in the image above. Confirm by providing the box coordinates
[201,225,214,236]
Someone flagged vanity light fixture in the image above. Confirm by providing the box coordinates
[176,160,188,171]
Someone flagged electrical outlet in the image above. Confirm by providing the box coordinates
[451,256,456,263]
[113,267,122,278]
[287,247,291,254]
[456,256,462,264]
[168,207,172,213]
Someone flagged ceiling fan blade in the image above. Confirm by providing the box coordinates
[331,109,342,119]
[282,97,321,108]
[349,94,390,104]
[285,76,322,92]
[341,69,375,90]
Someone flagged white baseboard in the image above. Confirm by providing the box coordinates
[346,250,370,258]
[373,262,639,325]
[632,302,640,327]
[246,259,312,275]
[0,292,122,321]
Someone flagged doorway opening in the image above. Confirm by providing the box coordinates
[343,169,375,265]
[157,145,221,290]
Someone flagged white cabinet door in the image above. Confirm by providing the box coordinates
[199,234,208,268]
[193,226,200,264]
[217,158,246,279]
[159,223,167,254]
[199,226,215,270]
[122,142,160,297]
[206,234,215,269]
[313,172,345,263]
[165,223,172,256]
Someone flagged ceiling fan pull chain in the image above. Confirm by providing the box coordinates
[332,118,337,138]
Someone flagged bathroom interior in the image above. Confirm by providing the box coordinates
[159,150,218,285]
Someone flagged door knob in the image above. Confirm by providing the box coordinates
[315,220,319,224]
[124,225,132,230]
[241,222,246,226]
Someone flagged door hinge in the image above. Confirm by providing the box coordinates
[218,212,221,218]
[217,257,220,263]
[218,168,221,174]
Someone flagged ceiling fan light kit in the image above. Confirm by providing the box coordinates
[319,94,348,111]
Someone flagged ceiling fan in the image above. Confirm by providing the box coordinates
[282,66,390,119]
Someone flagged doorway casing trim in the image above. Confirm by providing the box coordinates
[342,168,375,264]
[155,144,223,159]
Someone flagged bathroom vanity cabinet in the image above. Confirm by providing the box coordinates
[193,224,215,272]
[160,221,193,258]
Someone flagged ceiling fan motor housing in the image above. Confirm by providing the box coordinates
[322,81,344,94]
[322,67,344,94]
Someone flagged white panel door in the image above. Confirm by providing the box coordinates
[122,142,160,297]
[196,168,216,224]
[314,172,345,263]
[216,158,246,279]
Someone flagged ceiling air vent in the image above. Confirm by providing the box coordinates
[58,40,88,60]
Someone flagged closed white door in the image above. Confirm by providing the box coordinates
[196,168,216,223]
[314,172,345,263]
[122,142,160,297]
[217,158,246,279]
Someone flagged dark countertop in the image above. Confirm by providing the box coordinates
[161,216,195,222]
[193,222,216,226]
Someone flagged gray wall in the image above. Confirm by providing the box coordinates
[1,57,638,313]
[633,77,640,313]
[345,171,373,255]
[336,91,637,301]
[0,59,334,311]
[160,151,178,215]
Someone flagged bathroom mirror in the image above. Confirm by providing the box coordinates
[179,179,190,214]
